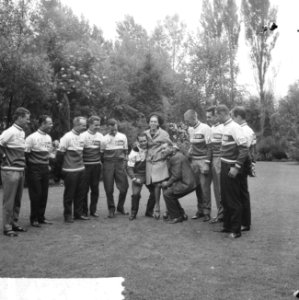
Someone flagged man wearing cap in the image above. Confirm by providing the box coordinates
[25,115,53,227]
[0,107,30,237]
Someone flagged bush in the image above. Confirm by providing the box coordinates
[257,137,288,161]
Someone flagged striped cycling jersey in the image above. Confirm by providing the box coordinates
[210,123,224,157]
[240,122,256,147]
[127,146,147,177]
[188,121,212,162]
[101,132,128,161]
[25,130,52,165]
[220,118,248,167]
[58,130,84,172]
[81,130,103,165]
[0,124,26,171]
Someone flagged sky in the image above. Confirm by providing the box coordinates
[61,0,299,99]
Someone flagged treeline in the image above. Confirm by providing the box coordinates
[0,0,298,160]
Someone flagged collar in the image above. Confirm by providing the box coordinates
[88,129,96,135]
[193,121,200,129]
[224,118,233,126]
[214,122,220,127]
[38,129,46,135]
[240,122,247,127]
[13,123,23,131]
[72,129,80,135]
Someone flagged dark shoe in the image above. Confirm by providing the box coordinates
[182,214,188,221]
[209,217,221,224]
[202,215,211,222]
[214,228,231,233]
[108,210,115,218]
[129,215,136,221]
[169,217,183,224]
[74,215,90,220]
[191,212,205,220]
[12,225,27,232]
[39,219,53,225]
[116,209,129,215]
[3,230,18,237]
[145,212,153,218]
[228,232,241,239]
[31,221,41,228]
[241,226,250,232]
[65,218,74,223]
[162,212,169,220]
[90,212,99,218]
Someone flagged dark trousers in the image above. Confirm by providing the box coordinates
[27,164,49,223]
[220,162,242,234]
[131,177,155,216]
[103,160,128,211]
[163,187,186,219]
[82,164,101,215]
[240,173,251,227]
[63,170,85,219]
[145,184,157,215]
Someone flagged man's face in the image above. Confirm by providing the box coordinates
[206,112,217,126]
[89,120,101,133]
[108,124,117,135]
[232,114,242,125]
[161,143,172,158]
[184,115,197,127]
[77,119,87,133]
[42,117,53,134]
[137,136,148,149]
[18,113,31,129]
[215,111,224,124]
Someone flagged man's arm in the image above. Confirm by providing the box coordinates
[165,157,181,187]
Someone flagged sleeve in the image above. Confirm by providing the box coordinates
[25,135,33,153]
[167,157,182,186]
[100,136,107,153]
[232,126,249,168]
[123,135,128,150]
[0,129,12,147]
[127,150,136,179]
[205,126,212,164]
[58,135,68,153]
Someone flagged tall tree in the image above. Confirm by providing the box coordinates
[242,0,279,114]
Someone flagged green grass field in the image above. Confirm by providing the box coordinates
[1,162,299,300]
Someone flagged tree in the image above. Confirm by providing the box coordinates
[242,0,279,117]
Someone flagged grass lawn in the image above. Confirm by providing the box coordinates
[1,162,299,299]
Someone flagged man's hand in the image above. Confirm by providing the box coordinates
[202,163,210,175]
[133,177,142,185]
[228,167,239,178]
[161,181,169,189]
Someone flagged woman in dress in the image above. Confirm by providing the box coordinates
[144,113,172,219]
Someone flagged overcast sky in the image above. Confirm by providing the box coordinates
[61,0,299,99]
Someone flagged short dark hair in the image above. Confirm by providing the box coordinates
[148,112,164,126]
[206,106,216,115]
[13,107,30,121]
[88,115,101,126]
[232,106,246,120]
[73,116,86,127]
[107,118,118,126]
[38,115,51,126]
[215,104,229,115]
[136,132,147,141]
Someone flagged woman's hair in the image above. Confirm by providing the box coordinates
[148,112,164,126]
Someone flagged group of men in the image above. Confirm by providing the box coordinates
[0,104,255,240]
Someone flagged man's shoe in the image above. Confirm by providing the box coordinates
[162,212,169,220]
[108,210,115,218]
[182,214,188,221]
[228,232,241,239]
[145,212,153,218]
[90,213,99,218]
[39,219,53,225]
[129,215,136,221]
[202,215,211,222]
[31,221,41,228]
[169,217,183,224]
[209,217,221,224]
[191,212,205,220]
[12,225,27,232]
[117,209,129,215]
[241,226,250,232]
[74,215,90,220]
[64,218,74,223]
